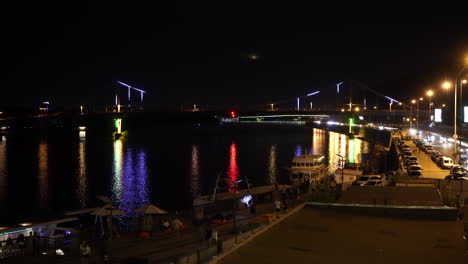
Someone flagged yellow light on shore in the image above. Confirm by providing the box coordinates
[419,97,423,101]
[427,90,433,97]
[462,80,467,84]
[354,107,360,112]
[442,81,451,89]
[411,99,416,104]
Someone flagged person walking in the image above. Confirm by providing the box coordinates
[274,200,281,212]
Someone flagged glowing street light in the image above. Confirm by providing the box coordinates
[442,81,451,89]
[426,90,434,115]
[354,107,360,112]
[449,55,468,164]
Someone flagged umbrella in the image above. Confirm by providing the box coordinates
[92,206,125,216]
[96,195,113,205]
[91,205,125,238]
[135,204,167,233]
[135,204,168,215]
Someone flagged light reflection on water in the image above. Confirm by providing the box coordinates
[0,138,6,209]
[268,144,278,184]
[191,145,200,198]
[0,125,379,222]
[227,142,240,192]
[37,143,49,209]
[77,137,87,208]
[112,139,149,227]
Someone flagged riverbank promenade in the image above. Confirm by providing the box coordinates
[217,207,468,264]
[5,198,304,264]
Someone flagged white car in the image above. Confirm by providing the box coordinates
[355,176,371,186]
[365,176,385,186]
[440,156,454,169]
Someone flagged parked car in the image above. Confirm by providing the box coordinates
[365,176,385,186]
[403,150,412,157]
[408,171,422,178]
[445,174,468,180]
[365,180,384,186]
[439,156,454,169]
[408,165,423,174]
[450,165,467,175]
[433,154,444,164]
[404,156,418,166]
[424,145,434,154]
[431,151,440,161]
[355,176,371,186]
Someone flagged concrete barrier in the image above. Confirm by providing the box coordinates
[305,202,458,220]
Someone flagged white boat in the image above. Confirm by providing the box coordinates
[290,154,328,186]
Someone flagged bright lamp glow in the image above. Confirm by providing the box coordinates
[442,81,451,89]
[427,90,433,96]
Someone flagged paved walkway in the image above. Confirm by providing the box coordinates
[51,199,304,264]
[217,208,468,264]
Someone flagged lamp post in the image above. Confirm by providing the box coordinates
[426,90,433,122]
[335,154,344,186]
[451,57,468,165]
[411,99,416,129]
[418,97,423,131]
[460,79,467,123]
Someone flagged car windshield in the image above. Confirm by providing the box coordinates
[370,177,380,180]
[358,177,369,181]
[410,166,421,170]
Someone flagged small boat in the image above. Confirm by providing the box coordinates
[290,154,328,187]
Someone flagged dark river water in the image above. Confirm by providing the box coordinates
[0,121,387,225]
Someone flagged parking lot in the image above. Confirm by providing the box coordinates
[399,137,449,179]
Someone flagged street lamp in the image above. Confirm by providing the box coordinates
[460,79,467,121]
[426,90,433,111]
[451,56,468,165]
[411,99,416,129]
[426,90,433,122]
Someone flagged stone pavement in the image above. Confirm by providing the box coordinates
[218,207,468,264]
[49,199,304,264]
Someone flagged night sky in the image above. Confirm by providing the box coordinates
[3,4,468,110]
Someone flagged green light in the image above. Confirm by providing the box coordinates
[349,118,354,127]
[348,139,355,163]
[114,119,119,128]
